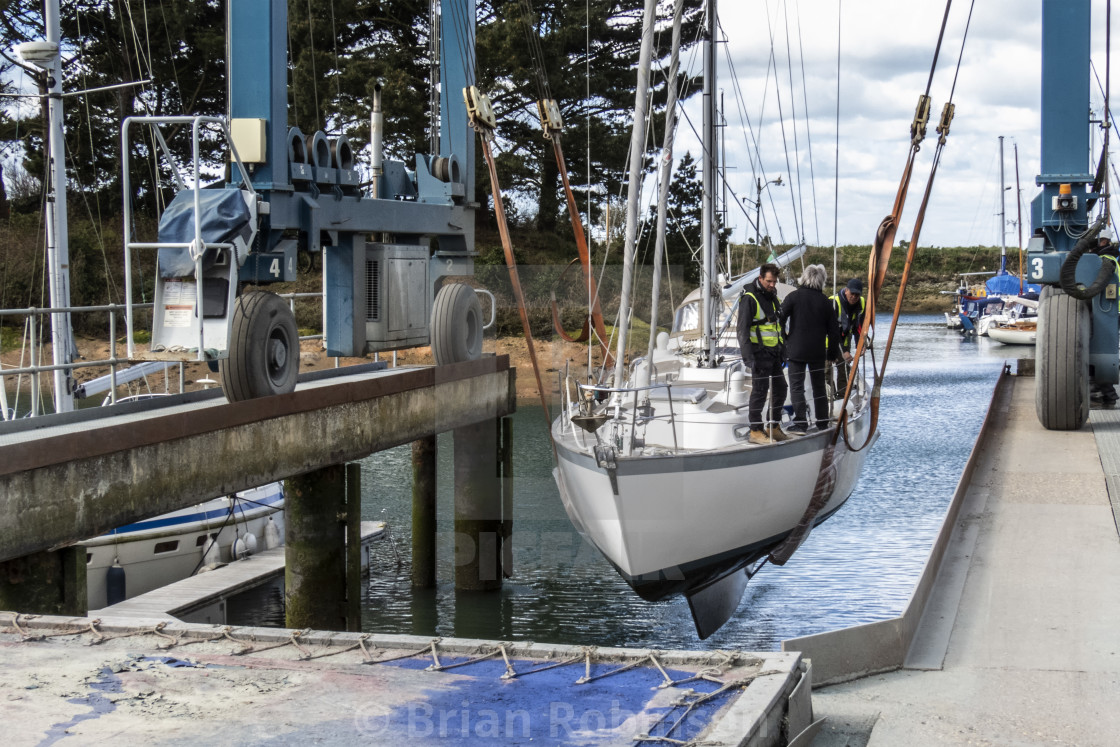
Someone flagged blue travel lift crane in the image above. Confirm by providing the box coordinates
[122,0,484,401]
[1027,0,1120,430]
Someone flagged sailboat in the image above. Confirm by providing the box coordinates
[551,0,874,639]
[953,137,1041,336]
[1,4,284,610]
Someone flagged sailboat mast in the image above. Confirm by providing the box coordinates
[999,135,1007,274]
[610,0,658,390]
[44,0,74,413]
[701,0,718,363]
[1015,143,1024,293]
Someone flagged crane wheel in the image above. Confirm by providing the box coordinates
[220,291,299,402]
[1035,287,1089,430]
[431,283,483,365]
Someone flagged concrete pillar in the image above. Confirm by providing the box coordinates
[453,419,501,591]
[345,463,362,632]
[0,546,86,616]
[410,435,438,588]
[500,416,513,579]
[285,464,346,630]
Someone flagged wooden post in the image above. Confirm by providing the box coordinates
[411,435,438,588]
[453,419,501,591]
[0,547,86,616]
[285,464,347,630]
[500,416,513,578]
[346,462,362,632]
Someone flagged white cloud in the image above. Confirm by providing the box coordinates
[661,0,1118,249]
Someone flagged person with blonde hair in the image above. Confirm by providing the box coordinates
[780,264,849,434]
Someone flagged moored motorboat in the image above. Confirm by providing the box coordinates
[988,320,1037,345]
[82,483,285,609]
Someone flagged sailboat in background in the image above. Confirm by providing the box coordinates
[952,137,1041,336]
[550,0,874,639]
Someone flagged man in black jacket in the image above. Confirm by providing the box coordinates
[781,265,850,434]
[737,263,789,445]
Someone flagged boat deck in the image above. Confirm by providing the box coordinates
[805,371,1120,745]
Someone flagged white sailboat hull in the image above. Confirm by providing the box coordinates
[552,406,873,601]
[988,324,1036,345]
[82,483,284,609]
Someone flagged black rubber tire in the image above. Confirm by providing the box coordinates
[430,283,483,365]
[1035,286,1090,430]
[220,291,299,402]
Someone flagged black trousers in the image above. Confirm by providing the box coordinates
[788,359,830,429]
[748,353,788,429]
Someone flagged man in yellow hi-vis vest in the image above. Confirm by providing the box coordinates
[830,278,866,398]
[737,263,789,445]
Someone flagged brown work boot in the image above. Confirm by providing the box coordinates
[768,426,792,442]
[748,428,771,445]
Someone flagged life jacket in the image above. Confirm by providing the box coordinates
[742,291,784,348]
[830,293,866,343]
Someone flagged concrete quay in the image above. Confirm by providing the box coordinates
[806,370,1120,746]
[0,615,811,745]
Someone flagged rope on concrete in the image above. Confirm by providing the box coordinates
[427,646,502,673]
[304,633,370,661]
[500,650,583,680]
[1,612,44,641]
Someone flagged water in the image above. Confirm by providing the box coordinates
[350,314,1027,650]
[227,315,1018,648]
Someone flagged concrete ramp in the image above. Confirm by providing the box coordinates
[802,373,1120,745]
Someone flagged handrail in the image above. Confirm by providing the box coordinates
[0,291,325,414]
[121,115,256,363]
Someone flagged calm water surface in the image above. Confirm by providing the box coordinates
[351,314,1029,650]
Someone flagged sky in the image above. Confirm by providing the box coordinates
[670,0,1118,249]
[2,0,1111,253]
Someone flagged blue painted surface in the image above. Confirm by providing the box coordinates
[362,656,731,745]
[1038,0,1091,251]
[228,0,287,189]
[41,666,121,746]
[441,0,476,200]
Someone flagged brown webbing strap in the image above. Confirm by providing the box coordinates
[478,134,551,423]
[550,258,592,343]
[773,126,926,564]
[548,133,614,367]
[775,0,964,563]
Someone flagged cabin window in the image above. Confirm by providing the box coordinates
[673,302,699,333]
[196,535,209,547]
[86,553,92,564]
[153,540,179,554]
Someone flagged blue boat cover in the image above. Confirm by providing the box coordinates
[985,271,1040,296]
[157,189,251,278]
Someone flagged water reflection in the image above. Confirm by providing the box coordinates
[356,315,1018,650]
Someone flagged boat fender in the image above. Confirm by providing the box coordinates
[656,331,669,351]
[233,536,249,560]
[264,518,282,549]
[106,558,126,606]
[202,537,221,567]
[244,532,258,555]
[729,370,748,407]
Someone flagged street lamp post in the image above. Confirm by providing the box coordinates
[754,176,783,247]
